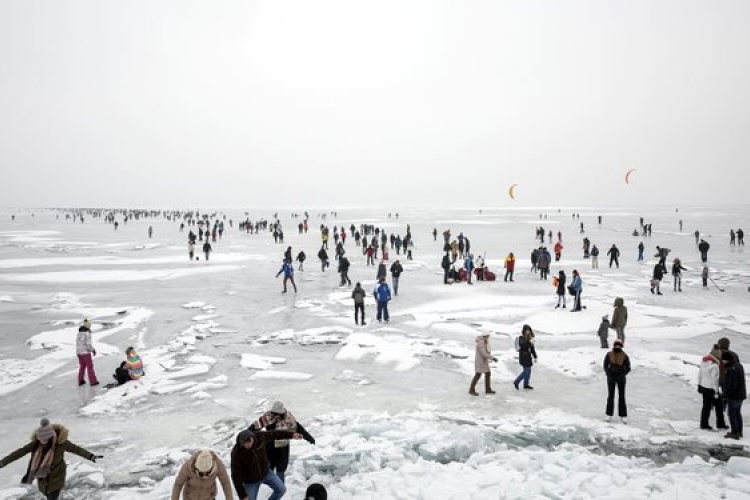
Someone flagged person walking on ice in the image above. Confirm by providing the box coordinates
[0,418,103,500]
[469,332,497,396]
[604,339,631,423]
[352,282,367,326]
[611,297,628,343]
[373,277,391,323]
[513,325,538,390]
[171,448,233,500]
[275,259,297,293]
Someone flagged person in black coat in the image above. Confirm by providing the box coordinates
[721,352,746,440]
[604,339,631,423]
[441,253,451,284]
[698,239,710,263]
[607,244,620,268]
[513,325,538,390]
[555,270,567,309]
[651,262,666,295]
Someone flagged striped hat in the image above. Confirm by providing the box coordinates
[36,418,55,443]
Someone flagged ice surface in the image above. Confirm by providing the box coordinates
[1,207,749,499]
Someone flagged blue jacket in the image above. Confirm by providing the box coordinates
[277,263,294,278]
[572,275,583,292]
[464,256,474,271]
[373,282,391,303]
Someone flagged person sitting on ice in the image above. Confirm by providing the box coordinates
[125,346,144,380]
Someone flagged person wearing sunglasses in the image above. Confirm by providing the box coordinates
[171,448,232,500]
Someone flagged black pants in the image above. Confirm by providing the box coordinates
[609,257,619,268]
[46,492,60,500]
[354,303,365,324]
[443,269,449,284]
[606,376,627,417]
[267,443,291,475]
[700,388,727,428]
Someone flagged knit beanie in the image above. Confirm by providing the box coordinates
[36,418,55,443]
[237,430,255,446]
[194,449,214,473]
[305,483,328,500]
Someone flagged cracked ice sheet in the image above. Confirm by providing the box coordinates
[335,333,427,372]
[0,307,152,396]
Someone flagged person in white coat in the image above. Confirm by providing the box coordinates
[698,349,728,431]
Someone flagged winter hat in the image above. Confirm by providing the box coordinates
[82,318,92,329]
[194,449,214,473]
[237,430,255,446]
[710,346,723,360]
[305,483,328,500]
[36,418,55,443]
[271,401,285,414]
[602,315,609,321]
[613,340,624,348]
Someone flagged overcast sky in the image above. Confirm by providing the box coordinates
[1,1,748,209]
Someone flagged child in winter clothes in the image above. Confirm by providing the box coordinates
[597,316,611,348]
[125,347,144,380]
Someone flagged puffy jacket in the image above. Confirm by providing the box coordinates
[373,282,391,303]
[352,285,366,304]
[171,450,233,500]
[556,274,566,295]
[474,336,493,373]
[390,262,403,277]
[571,275,583,292]
[76,328,94,355]
[517,336,537,367]
[504,255,515,271]
[698,356,720,393]
[0,424,95,496]
[611,298,628,329]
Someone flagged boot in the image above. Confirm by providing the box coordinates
[484,373,496,394]
[469,373,480,396]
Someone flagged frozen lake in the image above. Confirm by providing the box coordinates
[1,205,749,499]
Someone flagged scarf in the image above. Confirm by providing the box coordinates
[258,411,298,448]
[25,436,56,484]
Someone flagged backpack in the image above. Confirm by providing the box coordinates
[514,336,521,352]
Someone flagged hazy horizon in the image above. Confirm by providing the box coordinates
[1,0,748,208]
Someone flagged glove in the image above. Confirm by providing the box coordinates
[491,357,498,362]
[91,454,104,462]
[307,438,316,445]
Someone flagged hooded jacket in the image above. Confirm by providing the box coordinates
[230,430,295,497]
[698,356,720,393]
[171,449,233,500]
[517,335,537,367]
[0,424,95,495]
[611,298,628,329]
[722,361,747,401]
[474,335,493,373]
[351,285,366,304]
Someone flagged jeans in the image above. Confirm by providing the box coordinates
[637,251,643,262]
[392,276,400,294]
[673,275,681,291]
[204,252,210,261]
[700,388,726,428]
[573,291,582,311]
[514,366,531,387]
[504,270,514,281]
[78,353,98,384]
[377,301,390,322]
[606,376,627,417]
[728,399,744,436]
[244,470,286,500]
[556,293,566,307]
[354,303,365,324]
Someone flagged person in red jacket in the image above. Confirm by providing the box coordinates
[553,242,563,262]
[231,429,302,500]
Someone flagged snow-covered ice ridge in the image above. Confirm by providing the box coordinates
[0,207,749,499]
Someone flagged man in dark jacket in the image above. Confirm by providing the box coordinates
[441,253,451,284]
[352,282,366,325]
[338,256,351,286]
[698,239,710,263]
[607,244,620,268]
[231,429,301,500]
[390,260,403,295]
[721,352,746,440]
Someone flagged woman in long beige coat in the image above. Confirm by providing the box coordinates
[171,448,233,500]
[469,332,497,395]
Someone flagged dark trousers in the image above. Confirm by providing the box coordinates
[376,301,389,322]
[728,399,744,436]
[609,257,619,268]
[504,270,513,281]
[354,303,365,324]
[443,269,449,284]
[573,291,582,311]
[606,376,627,417]
[700,388,727,428]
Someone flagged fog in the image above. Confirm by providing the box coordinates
[1,0,749,208]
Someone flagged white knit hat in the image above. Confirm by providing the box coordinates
[194,449,214,474]
[271,401,285,414]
